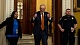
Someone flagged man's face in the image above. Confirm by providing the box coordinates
[66,10,71,15]
[40,6,46,12]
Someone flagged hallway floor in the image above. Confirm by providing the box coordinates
[18,34,52,45]
[18,34,78,45]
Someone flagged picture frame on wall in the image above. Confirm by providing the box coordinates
[73,0,80,12]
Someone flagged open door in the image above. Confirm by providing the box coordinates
[14,0,36,34]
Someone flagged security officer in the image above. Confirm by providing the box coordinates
[58,9,77,45]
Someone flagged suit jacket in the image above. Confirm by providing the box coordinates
[0,17,22,38]
[31,11,52,35]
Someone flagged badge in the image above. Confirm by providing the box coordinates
[16,29,18,34]
[60,18,62,20]
[72,17,74,20]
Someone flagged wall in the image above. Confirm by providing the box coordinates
[74,12,80,35]
[36,0,52,16]
[47,0,52,16]
[0,0,7,45]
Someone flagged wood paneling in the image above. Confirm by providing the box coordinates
[14,0,17,11]
[23,0,36,34]
[52,0,62,45]
[23,0,27,34]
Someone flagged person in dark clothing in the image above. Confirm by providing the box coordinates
[0,11,22,45]
[48,17,53,35]
[58,9,77,45]
[31,4,52,45]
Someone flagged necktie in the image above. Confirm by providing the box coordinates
[41,13,44,30]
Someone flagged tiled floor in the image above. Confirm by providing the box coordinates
[48,36,52,45]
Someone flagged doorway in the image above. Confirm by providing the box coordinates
[14,0,36,34]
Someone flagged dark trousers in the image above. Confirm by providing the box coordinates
[34,30,48,45]
[7,37,18,45]
[49,23,52,34]
[61,32,75,45]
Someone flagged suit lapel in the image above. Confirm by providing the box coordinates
[38,11,41,25]
[38,11,41,20]
[44,12,47,20]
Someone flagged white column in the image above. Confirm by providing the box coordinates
[71,0,73,15]
[62,0,73,16]
[0,0,6,45]
[66,0,71,9]
[0,0,14,45]
[4,0,14,20]
[62,0,66,16]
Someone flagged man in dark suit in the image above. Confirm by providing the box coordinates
[31,4,52,45]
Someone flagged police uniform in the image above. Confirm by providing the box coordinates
[58,15,77,45]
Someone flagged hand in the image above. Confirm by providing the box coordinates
[71,27,75,32]
[33,14,37,18]
[47,13,50,18]
[60,29,64,32]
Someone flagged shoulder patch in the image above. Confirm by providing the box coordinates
[60,18,62,20]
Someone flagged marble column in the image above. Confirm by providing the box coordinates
[0,0,14,45]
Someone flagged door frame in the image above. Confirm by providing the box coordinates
[52,0,62,45]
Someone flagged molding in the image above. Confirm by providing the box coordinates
[62,0,73,16]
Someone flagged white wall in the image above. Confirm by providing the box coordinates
[0,0,6,45]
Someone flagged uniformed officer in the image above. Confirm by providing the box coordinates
[58,9,77,45]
